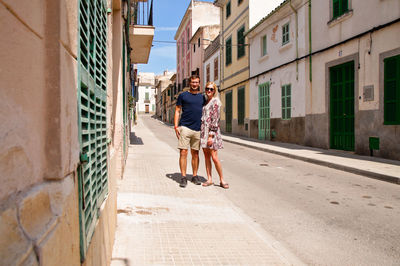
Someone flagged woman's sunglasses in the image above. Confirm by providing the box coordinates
[205,87,214,92]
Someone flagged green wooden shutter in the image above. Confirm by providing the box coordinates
[258,83,270,140]
[77,0,108,260]
[237,87,245,125]
[226,1,231,18]
[237,26,245,58]
[262,35,267,56]
[226,37,232,66]
[225,91,232,132]
[282,23,289,45]
[384,55,400,124]
[281,84,291,120]
[333,0,348,18]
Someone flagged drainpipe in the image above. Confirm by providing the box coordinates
[289,0,299,81]
[308,0,312,82]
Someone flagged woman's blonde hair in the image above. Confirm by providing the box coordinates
[205,81,219,99]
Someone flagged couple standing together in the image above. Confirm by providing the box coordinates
[174,75,229,189]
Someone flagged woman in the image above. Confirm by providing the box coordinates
[200,82,229,189]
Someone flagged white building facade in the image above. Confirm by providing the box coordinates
[248,0,308,143]
[137,72,156,114]
[307,0,400,160]
[204,34,221,88]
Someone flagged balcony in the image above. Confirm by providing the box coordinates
[129,0,155,64]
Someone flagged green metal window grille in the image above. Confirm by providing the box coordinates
[332,0,348,19]
[384,54,400,125]
[258,83,270,140]
[225,91,232,132]
[226,1,231,18]
[237,26,245,59]
[145,92,149,100]
[282,23,289,45]
[281,84,291,120]
[261,35,267,56]
[330,61,355,151]
[237,87,245,125]
[226,37,232,66]
[77,0,108,260]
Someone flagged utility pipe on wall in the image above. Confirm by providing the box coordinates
[289,0,299,81]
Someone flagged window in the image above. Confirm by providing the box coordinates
[238,0,243,5]
[237,25,245,59]
[261,35,267,56]
[226,1,231,18]
[214,58,218,80]
[181,41,184,58]
[187,31,190,50]
[193,44,196,53]
[282,23,289,45]
[168,89,170,96]
[206,64,210,82]
[281,84,291,119]
[238,87,245,125]
[226,37,232,66]
[198,38,200,47]
[384,54,400,125]
[332,0,348,19]
[145,92,149,100]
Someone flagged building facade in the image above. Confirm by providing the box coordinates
[137,72,156,114]
[248,0,308,143]
[190,25,220,89]
[0,0,154,265]
[214,0,279,138]
[175,0,220,93]
[204,34,221,88]
[306,0,400,160]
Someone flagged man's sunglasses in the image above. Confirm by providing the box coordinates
[205,87,214,92]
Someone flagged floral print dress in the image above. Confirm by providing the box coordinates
[200,97,223,150]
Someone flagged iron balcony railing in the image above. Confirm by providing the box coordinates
[131,0,153,26]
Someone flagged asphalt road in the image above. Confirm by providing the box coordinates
[140,115,400,265]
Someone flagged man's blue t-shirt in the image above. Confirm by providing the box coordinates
[176,91,205,131]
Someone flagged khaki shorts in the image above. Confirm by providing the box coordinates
[177,126,200,150]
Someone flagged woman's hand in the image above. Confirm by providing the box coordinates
[207,135,213,147]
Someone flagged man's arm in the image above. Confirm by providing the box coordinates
[174,105,181,139]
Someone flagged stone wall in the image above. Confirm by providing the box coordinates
[0,0,125,265]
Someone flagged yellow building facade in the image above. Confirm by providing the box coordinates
[215,0,252,137]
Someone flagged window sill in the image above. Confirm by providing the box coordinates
[258,54,269,63]
[328,10,353,27]
[279,42,292,53]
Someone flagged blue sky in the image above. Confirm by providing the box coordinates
[137,0,215,75]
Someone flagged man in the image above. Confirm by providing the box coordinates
[174,75,205,187]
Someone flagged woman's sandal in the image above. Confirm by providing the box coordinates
[220,182,229,189]
[202,181,214,187]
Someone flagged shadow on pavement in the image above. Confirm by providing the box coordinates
[130,132,143,145]
[166,173,207,184]
[111,258,130,266]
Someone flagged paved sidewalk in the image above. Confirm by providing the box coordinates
[221,134,400,185]
[111,117,304,266]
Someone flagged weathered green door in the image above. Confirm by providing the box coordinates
[225,91,232,132]
[330,61,355,151]
[77,0,108,260]
[258,83,270,140]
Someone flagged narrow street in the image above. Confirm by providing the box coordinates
[112,115,400,265]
